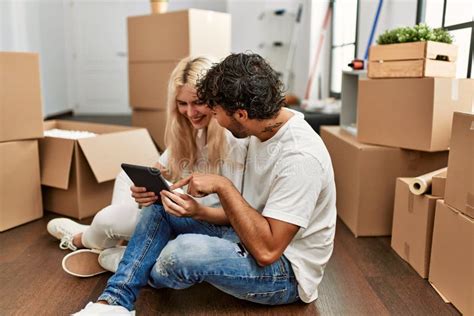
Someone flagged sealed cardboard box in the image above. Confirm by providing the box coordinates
[368,41,457,78]
[431,170,447,198]
[429,200,473,316]
[0,52,44,142]
[132,109,167,151]
[129,61,177,110]
[39,120,160,219]
[358,78,473,151]
[321,126,448,236]
[391,178,439,278]
[357,78,473,152]
[445,112,474,218]
[128,9,231,62]
[0,140,42,231]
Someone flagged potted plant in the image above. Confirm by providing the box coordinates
[368,24,457,78]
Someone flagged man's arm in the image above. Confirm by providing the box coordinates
[216,180,299,266]
[173,174,300,266]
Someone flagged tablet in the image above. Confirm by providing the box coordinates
[121,163,171,203]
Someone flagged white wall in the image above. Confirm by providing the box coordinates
[0,0,72,117]
[228,0,315,99]
[1,0,421,116]
[357,0,417,59]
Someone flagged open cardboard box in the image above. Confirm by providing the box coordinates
[0,140,42,231]
[357,78,473,152]
[391,178,439,278]
[39,120,160,219]
[321,126,448,237]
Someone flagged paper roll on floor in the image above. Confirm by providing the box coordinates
[409,167,448,195]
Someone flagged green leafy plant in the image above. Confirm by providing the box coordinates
[376,24,453,45]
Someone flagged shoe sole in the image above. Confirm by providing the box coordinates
[62,249,107,278]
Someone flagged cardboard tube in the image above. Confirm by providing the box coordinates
[409,167,448,195]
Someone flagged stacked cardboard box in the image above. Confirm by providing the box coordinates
[428,112,473,315]
[321,43,474,238]
[40,120,160,219]
[0,52,44,231]
[128,9,231,150]
[320,126,447,237]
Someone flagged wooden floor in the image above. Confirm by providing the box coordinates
[0,115,460,315]
[0,213,459,316]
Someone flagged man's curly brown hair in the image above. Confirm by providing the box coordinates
[196,53,286,120]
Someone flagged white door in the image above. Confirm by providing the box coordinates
[69,0,148,114]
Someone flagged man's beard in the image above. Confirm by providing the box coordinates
[228,116,249,138]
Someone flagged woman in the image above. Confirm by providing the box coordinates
[47,56,247,277]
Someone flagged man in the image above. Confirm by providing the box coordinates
[74,53,336,315]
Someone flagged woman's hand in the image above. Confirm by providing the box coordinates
[130,185,158,207]
[160,190,204,219]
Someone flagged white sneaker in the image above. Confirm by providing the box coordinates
[62,249,107,278]
[72,302,135,315]
[98,246,126,273]
[47,218,89,251]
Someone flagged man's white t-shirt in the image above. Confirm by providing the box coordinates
[242,109,337,303]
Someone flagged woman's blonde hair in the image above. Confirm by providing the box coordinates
[164,56,227,181]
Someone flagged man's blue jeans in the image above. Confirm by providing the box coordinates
[98,204,300,311]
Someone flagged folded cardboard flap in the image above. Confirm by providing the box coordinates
[78,128,159,183]
[39,137,75,189]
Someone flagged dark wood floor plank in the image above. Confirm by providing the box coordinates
[0,212,461,316]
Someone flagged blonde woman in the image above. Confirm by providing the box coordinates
[47,56,247,277]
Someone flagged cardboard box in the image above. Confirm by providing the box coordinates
[368,41,457,78]
[129,61,178,110]
[0,52,44,142]
[445,112,474,218]
[132,109,167,151]
[39,120,160,219]
[321,126,448,236]
[128,9,231,62]
[391,178,439,278]
[0,140,42,231]
[431,170,447,198]
[357,78,473,152]
[429,200,473,316]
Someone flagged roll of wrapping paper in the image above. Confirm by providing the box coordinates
[409,167,448,195]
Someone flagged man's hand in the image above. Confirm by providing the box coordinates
[172,173,230,197]
[160,190,203,218]
[130,185,158,207]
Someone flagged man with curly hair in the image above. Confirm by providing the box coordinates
[73,53,336,315]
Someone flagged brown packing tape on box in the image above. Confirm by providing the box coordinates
[409,167,447,195]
